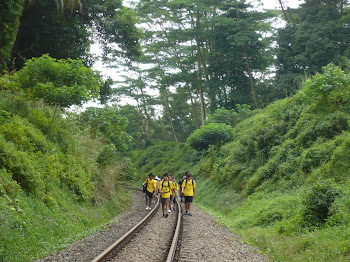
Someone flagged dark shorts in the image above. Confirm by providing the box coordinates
[173,198,176,204]
[145,190,153,199]
[170,195,173,200]
[161,197,170,205]
[185,196,193,203]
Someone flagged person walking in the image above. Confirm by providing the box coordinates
[178,175,186,203]
[158,173,173,218]
[143,173,157,210]
[181,171,196,216]
[172,176,179,211]
[168,174,174,213]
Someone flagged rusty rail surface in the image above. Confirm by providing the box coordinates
[91,195,183,262]
[166,199,182,262]
[91,195,160,262]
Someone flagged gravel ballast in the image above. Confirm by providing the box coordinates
[37,191,150,262]
[37,191,267,262]
[178,203,267,262]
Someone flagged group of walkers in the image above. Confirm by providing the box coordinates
[143,171,196,217]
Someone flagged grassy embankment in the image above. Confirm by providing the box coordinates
[133,67,350,261]
[0,91,132,262]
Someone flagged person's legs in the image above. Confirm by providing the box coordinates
[148,193,153,208]
[161,199,166,215]
[164,198,169,217]
[188,196,193,215]
[168,195,172,213]
[145,196,149,209]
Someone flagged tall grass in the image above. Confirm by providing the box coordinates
[0,91,133,261]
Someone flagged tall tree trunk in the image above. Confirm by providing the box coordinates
[235,0,259,109]
[199,85,206,126]
[140,89,152,143]
[195,9,208,124]
[340,0,344,14]
[135,97,149,146]
[278,0,290,23]
[162,86,178,142]
[196,53,206,125]
[187,85,200,129]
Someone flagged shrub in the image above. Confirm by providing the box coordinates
[206,104,251,127]
[296,64,350,111]
[0,134,45,194]
[206,108,238,126]
[301,180,342,227]
[15,54,102,131]
[0,168,21,202]
[97,144,117,167]
[15,55,101,108]
[187,123,234,151]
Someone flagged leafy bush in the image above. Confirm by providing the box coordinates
[0,134,45,194]
[0,168,21,202]
[79,107,131,151]
[187,123,234,151]
[301,180,342,227]
[97,144,117,167]
[297,64,350,111]
[206,104,251,126]
[15,54,102,108]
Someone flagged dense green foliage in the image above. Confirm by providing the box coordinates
[205,105,252,126]
[16,55,101,108]
[9,0,142,70]
[1,0,350,261]
[0,76,133,261]
[134,65,350,261]
[187,123,234,151]
[79,107,131,151]
[275,1,350,97]
[301,180,341,227]
[0,0,25,72]
[296,63,350,111]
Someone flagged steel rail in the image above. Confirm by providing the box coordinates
[91,195,160,262]
[166,199,182,262]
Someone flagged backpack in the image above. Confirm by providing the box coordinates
[161,180,172,193]
[142,179,149,193]
[184,179,194,188]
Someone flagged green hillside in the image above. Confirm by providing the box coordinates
[133,65,350,261]
[0,87,133,261]
[1,0,350,261]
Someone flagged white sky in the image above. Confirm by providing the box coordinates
[85,0,303,109]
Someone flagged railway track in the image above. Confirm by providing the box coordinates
[91,195,183,262]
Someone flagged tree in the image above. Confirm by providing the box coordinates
[11,0,142,70]
[79,107,131,151]
[0,0,25,73]
[136,0,274,124]
[15,54,102,130]
[113,63,159,148]
[99,77,113,105]
[208,1,274,110]
[275,1,350,98]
